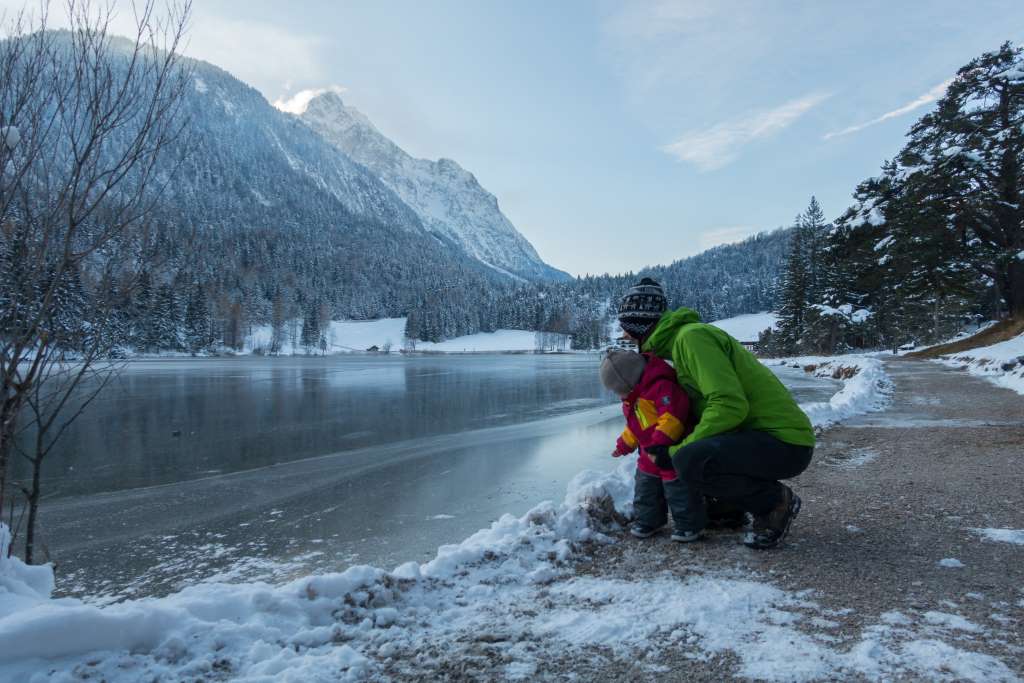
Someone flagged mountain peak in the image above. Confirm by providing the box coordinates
[298,93,569,281]
[272,86,354,118]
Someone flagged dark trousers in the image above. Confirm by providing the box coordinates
[633,469,706,531]
[672,431,813,516]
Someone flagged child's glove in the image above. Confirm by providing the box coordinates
[646,445,673,471]
[612,437,632,457]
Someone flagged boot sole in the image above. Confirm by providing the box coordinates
[744,492,801,550]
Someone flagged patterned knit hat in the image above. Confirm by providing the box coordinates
[617,277,667,339]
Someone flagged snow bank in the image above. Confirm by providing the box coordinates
[765,355,893,430]
[0,463,633,681]
[0,524,55,615]
[936,332,1024,396]
[709,311,778,342]
[4,456,1017,682]
[895,320,999,356]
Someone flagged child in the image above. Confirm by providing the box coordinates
[600,349,705,542]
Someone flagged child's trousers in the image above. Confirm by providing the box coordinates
[633,469,706,531]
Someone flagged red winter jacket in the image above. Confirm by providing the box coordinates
[614,354,692,481]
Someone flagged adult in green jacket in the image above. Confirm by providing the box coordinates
[617,278,814,550]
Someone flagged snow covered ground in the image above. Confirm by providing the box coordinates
[763,355,893,430]
[3,430,1017,681]
[710,311,778,342]
[935,331,1024,395]
[0,354,958,682]
[245,318,562,355]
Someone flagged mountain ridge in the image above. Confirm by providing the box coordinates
[296,90,570,282]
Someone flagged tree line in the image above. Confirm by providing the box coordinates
[763,42,1022,356]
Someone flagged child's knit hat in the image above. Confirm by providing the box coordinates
[617,278,667,340]
[600,349,647,397]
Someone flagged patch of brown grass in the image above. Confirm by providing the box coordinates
[909,317,1024,359]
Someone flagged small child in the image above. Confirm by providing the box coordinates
[600,349,705,542]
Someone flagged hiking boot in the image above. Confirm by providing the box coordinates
[708,509,748,530]
[744,486,801,550]
[706,497,748,529]
[629,523,660,539]
[670,529,703,543]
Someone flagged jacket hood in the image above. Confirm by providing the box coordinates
[642,307,702,357]
[624,353,677,401]
[643,354,678,384]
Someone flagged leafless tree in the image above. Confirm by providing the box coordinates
[12,331,122,563]
[0,0,192,547]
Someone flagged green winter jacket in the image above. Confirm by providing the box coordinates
[642,308,815,453]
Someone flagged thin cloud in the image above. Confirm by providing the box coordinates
[663,92,831,171]
[824,78,953,140]
[0,1,333,103]
[699,225,759,250]
[273,86,348,115]
[604,0,719,42]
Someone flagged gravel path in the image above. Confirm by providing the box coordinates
[568,357,1024,681]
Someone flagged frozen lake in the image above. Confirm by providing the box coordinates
[23,355,837,602]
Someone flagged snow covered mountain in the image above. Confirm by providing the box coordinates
[170,68,427,235]
[296,91,569,282]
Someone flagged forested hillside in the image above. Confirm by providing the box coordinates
[0,31,790,354]
[764,42,1023,355]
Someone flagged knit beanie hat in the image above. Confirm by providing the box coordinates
[600,349,647,397]
[617,277,667,340]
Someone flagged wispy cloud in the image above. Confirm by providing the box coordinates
[663,92,831,171]
[823,79,952,140]
[0,1,332,103]
[273,86,348,115]
[187,16,329,101]
[604,0,719,42]
[698,225,759,250]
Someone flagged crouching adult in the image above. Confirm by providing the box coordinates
[617,278,815,549]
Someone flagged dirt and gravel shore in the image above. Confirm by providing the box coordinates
[566,357,1024,681]
[11,358,1021,682]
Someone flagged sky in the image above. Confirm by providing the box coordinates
[5,1,1024,277]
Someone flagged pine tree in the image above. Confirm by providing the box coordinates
[132,270,155,351]
[270,287,285,354]
[898,42,1024,317]
[225,301,245,351]
[153,284,182,350]
[801,196,828,304]
[774,216,810,354]
[184,284,212,354]
[300,301,320,351]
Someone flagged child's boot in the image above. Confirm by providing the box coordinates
[664,476,706,543]
[631,470,667,539]
[630,523,661,538]
[670,528,703,543]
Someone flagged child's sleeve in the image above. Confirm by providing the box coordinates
[615,427,639,455]
[646,379,690,448]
